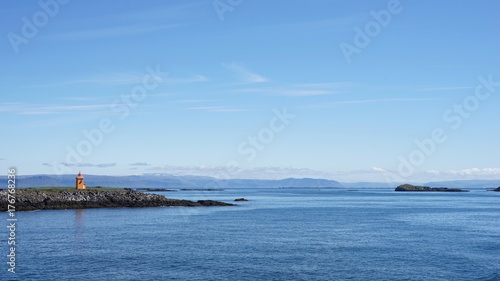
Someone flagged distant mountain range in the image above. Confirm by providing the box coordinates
[1,174,498,189]
[0,174,343,189]
[340,182,402,188]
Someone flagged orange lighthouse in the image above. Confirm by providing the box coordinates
[76,171,86,189]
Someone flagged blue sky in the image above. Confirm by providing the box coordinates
[1,0,499,182]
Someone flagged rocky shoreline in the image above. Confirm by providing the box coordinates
[0,188,235,211]
[395,184,469,192]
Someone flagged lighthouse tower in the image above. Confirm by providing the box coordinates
[76,171,86,189]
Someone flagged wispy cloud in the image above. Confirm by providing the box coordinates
[146,165,336,180]
[142,93,177,98]
[44,162,117,168]
[372,167,386,172]
[417,86,474,92]
[0,103,21,113]
[174,99,211,104]
[163,74,208,84]
[223,63,269,84]
[280,90,333,97]
[305,97,448,108]
[294,82,350,88]
[45,24,182,41]
[62,72,165,86]
[175,100,245,112]
[130,162,151,166]
[334,97,446,104]
[184,106,247,113]
[0,102,116,115]
[349,167,500,183]
[58,96,103,102]
[145,164,500,182]
[426,168,500,177]
[61,72,203,86]
[237,82,350,97]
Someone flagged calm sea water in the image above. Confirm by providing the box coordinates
[3,188,500,281]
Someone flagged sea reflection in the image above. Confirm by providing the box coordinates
[75,209,85,232]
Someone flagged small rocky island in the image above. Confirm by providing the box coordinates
[395,184,469,192]
[491,187,500,192]
[0,188,235,211]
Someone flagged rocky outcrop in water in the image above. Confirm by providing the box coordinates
[395,184,468,192]
[0,188,235,211]
[180,188,224,191]
[491,187,500,192]
[136,188,176,192]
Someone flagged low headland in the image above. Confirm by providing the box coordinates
[136,188,177,192]
[395,184,469,192]
[0,187,235,211]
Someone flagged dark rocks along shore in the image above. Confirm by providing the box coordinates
[0,188,235,211]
